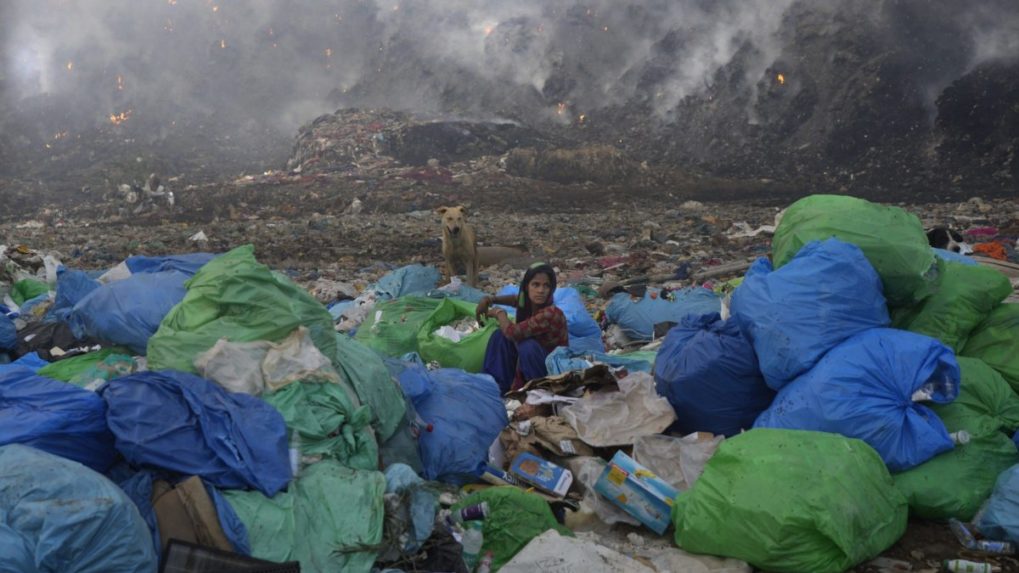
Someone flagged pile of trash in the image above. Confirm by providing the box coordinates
[2,193,1019,573]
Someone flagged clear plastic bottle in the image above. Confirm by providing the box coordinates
[942,559,1001,572]
[947,518,976,548]
[461,521,484,571]
[949,431,971,446]
[288,430,302,479]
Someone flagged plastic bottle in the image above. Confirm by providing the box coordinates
[950,431,971,446]
[948,517,976,548]
[453,502,490,524]
[973,539,1016,554]
[288,430,302,479]
[943,559,1001,572]
[461,521,484,571]
[476,551,494,573]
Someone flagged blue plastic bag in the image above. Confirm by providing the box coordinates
[545,346,653,376]
[102,370,290,496]
[498,285,604,352]
[754,329,959,472]
[0,313,16,350]
[47,269,100,323]
[0,444,157,573]
[731,239,891,390]
[125,252,216,276]
[397,365,507,484]
[605,287,720,342]
[0,351,48,375]
[0,369,117,472]
[68,270,189,354]
[978,463,1019,543]
[373,264,441,300]
[654,313,775,437]
[933,248,978,266]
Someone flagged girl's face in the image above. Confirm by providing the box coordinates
[527,272,552,306]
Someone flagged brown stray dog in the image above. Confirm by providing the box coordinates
[436,205,479,286]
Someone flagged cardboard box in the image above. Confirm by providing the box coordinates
[594,451,679,534]
[510,452,573,497]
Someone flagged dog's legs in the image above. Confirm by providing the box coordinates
[466,257,478,287]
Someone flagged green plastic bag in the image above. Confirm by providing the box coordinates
[147,245,336,372]
[11,278,49,305]
[453,487,572,571]
[263,381,379,471]
[224,460,385,573]
[355,297,441,358]
[417,298,496,373]
[893,357,1019,519]
[772,195,937,305]
[673,429,907,573]
[334,333,405,442]
[892,261,1013,352]
[36,347,130,384]
[962,303,1019,392]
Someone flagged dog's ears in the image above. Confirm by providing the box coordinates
[456,205,468,215]
[434,206,448,215]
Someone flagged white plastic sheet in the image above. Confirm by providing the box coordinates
[561,372,676,447]
[632,433,724,492]
[500,530,655,573]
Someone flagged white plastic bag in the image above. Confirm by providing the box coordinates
[632,433,724,492]
[500,530,654,573]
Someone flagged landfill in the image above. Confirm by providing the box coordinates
[3,188,1019,573]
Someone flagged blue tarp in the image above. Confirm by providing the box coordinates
[546,346,653,375]
[0,369,117,472]
[397,365,507,484]
[102,370,290,496]
[755,328,960,472]
[978,462,1019,543]
[0,313,16,350]
[654,313,775,437]
[68,270,189,354]
[0,445,157,573]
[125,253,216,276]
[372,264,441,300]
[498,285,604,353]
[605,287,720,342]
[731,239,891,390]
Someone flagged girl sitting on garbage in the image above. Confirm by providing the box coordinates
[477,262,569,394]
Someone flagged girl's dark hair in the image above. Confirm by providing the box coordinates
[516,262,557,323]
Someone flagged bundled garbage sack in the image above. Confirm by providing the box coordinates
[36,347,131,386]
[653,313,774,437]
[0,369,117,472]
[755,328,960,472]
[772,194,938,305]
[546,346,653,376]
[604,287,720,342]
[356,297,442,358]
[123,252,216,276]
[894,357,1019,519]
[263,380,379,471]
[377,463,438,561]
[892,261,1013,352]
[731,239,890,389]
[962,303,1019,391]
[225,460,385,573]
[0,313,16,351]
[0,445,157,573]
[68,270,189,354]
[333,333,407,441]
[452,487,573,571]
[497,285,604,352]
[46,269,99,322]
[10,278,49,305]
[371,263,441,300]
[194,326,340,395]
[976,463,1019,544]
[147,245,336,373]
[398,365,506,483]
[103,370,291,496]
[562,371,676,447]
[417,298,497,372]
[673,429,908,573]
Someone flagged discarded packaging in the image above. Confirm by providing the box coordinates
[594,451,679,534]
[510,452,574,497]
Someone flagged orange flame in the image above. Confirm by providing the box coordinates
[777,73,785,85]
[325,48,333,57]
[219,39,226,49]
[66,61,74,71]
[109,110,132,125]
[116,75,124,90]
[556,102,567,115]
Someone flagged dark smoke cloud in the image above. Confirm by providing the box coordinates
[1,0,1016,136]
